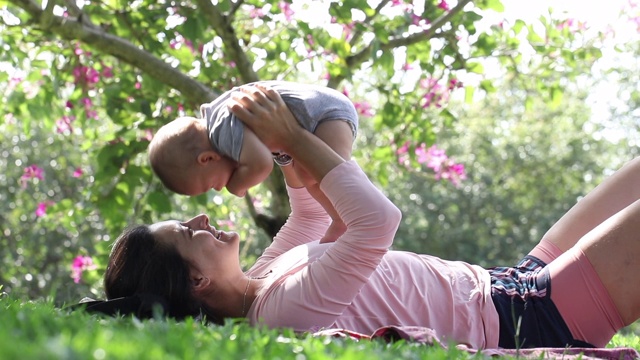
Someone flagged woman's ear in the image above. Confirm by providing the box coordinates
[197,150,221,165]
[191,273,211,292]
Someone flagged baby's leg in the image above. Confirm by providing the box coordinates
[531,157,640,263]
[294,120,354,243]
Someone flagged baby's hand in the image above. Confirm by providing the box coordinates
[227,84,304,152]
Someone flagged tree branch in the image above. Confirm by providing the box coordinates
[10,0,217,105]
[195,0,259,84]
[348,0,391,48]
[195,1,294,231]
[328,0,474,89]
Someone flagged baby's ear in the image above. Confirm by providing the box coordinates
[197,150,221,165]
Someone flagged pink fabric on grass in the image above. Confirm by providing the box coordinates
[314,326,640,360]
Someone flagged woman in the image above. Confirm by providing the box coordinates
[105,84,639,349]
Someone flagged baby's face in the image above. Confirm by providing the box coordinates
[173,156,236,196]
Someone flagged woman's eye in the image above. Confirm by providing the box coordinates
[183,225,194,237]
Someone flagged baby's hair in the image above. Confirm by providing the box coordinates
[148,118,207,194]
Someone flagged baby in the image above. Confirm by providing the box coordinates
[148,80,359,243]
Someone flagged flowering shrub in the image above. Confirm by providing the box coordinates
[20,165,44,188]
[71,255,97,284]
[396,142,466,187]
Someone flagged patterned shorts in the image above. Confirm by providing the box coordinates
[489,255,594,348]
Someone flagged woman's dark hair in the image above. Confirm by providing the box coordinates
[104,225,219,322]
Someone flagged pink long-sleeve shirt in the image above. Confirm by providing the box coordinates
[246,161,500,349]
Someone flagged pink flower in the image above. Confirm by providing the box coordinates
[22,165,44,180]
[248,5,265,18]
[101,66,114,78]
[279,1,294,21]
[448,78,462,89]
[86,110,98,120]
[354,101,374,117]
[416,144,448,171]
[142,129,154,141]
[56,115,75,133]
[556,18,586,32]
[86,67,100,84]
[72,66,101,87]
[21,165,44,188]
[216,219,235,228]
[437,163,467,187]
[396,141,411,165]
[437,0,450,11]
[413,144,467,187]
[35,202,49,217]
[73,168,83,178]
[9,76,23,88]
[420,77,454,108]
[80,97,92,108]
[342,22,355,41]
[71,255,97,284]
[396,141,409,155]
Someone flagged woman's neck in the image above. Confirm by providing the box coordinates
[201,276,268,319]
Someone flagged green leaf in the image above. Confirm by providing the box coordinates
[148,190,172,213]
[479,79,496,93]
[440,109,457,127]
[549,85,563,109]
[467,62,485,74]
[526,26,545,44]
[512,19,525,35]
[485,0,504,12]
[525,96,534,111]
[464,86,475,104]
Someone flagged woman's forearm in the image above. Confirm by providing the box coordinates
[227,84,344,183]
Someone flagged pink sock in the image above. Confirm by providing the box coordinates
[527,239,564,264]
[547,248,625,347]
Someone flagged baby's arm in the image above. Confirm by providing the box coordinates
[226,127,274,196]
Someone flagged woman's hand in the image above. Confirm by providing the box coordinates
[227,84,303,153]
[229,83,345,184]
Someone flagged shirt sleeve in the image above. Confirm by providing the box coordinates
[251,185,331,269]
[254,161,402,329]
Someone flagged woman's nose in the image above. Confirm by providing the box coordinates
[193,214,209,229]
[200,214,209,228]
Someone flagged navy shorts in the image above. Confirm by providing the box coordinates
[489,255,595,348]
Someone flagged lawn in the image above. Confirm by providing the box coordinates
[1,295,638,360]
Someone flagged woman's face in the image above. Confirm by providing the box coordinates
[149,214,241,274]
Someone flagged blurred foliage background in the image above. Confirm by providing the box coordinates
[0,0,639,307]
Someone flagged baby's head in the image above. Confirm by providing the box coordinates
[149,116,225,196]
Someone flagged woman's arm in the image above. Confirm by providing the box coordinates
[251,184,331,268]
[255,161,403,330]
[228,84,345,183]
[231,84,402,330]
[232,89,333,267]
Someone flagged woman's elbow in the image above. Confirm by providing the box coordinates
[378,201,402,231]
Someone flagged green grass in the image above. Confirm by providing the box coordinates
[1,295,638,360]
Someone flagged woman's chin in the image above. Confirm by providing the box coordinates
[218,231,240,244]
